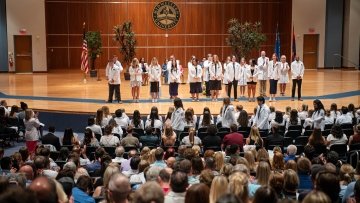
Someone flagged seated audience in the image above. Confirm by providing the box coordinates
[82,128,100,147]
[42,126,61,151]
[86,116,102,136]
[162,124,177,146]
[100,125,120,147]
[181,127,202,146]
[202,124,222,149]
[326,124,348,147]
[62,128,79,146]
[120,126,140,148]
[140,126,160,147]
[222,124,244,151]
[349,124,360,145]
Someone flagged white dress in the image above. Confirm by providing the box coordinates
[279,62,290,84]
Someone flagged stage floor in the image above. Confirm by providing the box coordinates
[0,69,359,115]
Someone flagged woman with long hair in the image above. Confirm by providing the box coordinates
[279,55,290,96]
[181,127,201,146]
[164,106,175,126]
[130,110,144,130]
[199,107,214,128]
[129,58,143,103]
[209,54,223,101]
[270,111,285,128]
[62,128,79,146]
[140,57,149,86]
[246,126,263,148]
[272,151,285,172]
[24,109,41,154]
[171,97,185,136]
[349,124,360,145]
[145,106,163,130]
[283,169,299,200]
[229,172,250,203]
[149,57,161,102]
[246,59,259,102]
[238,57,247,98]
[249,161,271,196]
[286,109,301,131]
[101,106,112,127]
[161,124,177,146]
[185,109,195,127]
[326,124,348,147]
[185,183,210,203]
[188,57,203,102]
[223,56,231,95]
[312,99,325,131]
[95,108,104,127]
[169,56,181,99]
[237,110,249,127]
[330,103,341,119]
[83,128,100,147]
[209,176,228,203]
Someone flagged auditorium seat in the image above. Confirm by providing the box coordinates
[216,131,229,140]
[349,143,360,152]
[218,127,230,133]
[133,128,144,137]
[288,125,302,131]
[295,136,308,146]
[330,144,347,161]
[104,147,116,158]
[285,130,301,140]
[179,132,189,141]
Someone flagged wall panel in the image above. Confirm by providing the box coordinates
[46,0,291,70]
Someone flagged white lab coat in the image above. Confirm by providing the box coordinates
[129,66,143,82]
[108,64,122,85]
[268,61,281,80]
[171,107,186,131]
[106,60,123,77]
[203,60,212,82]
[238,64,248,85]
[167,60,180,83]
[149,65,162,85]
[291,60,305,79]
[246,65,259,83]
[335,114,353,125]
[257,56,269,80]
[226,62,241,82]
[188,64,203,83]
[221,105,237,128]
[252,104,270,130]
[312,109,325,131]
[169,68,181,84]
[209,62,222,81]
[279,62,290,83]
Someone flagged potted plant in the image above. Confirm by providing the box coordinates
[113,21,136,80]
[226,19,266,59]
[85,31,102,77]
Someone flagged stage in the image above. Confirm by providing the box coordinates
[0,69,359,115]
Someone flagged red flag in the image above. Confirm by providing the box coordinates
[81,23,89,74]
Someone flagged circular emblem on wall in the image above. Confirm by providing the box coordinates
[152,1,180,30]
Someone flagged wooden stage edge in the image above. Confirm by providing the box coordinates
[0,69,359,115]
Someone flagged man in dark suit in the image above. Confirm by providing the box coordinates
[42,126,60,151]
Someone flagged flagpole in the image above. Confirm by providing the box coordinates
[83,22,87,84]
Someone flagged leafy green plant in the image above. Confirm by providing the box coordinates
[226,19,266,59]
[85,31,102,70]
[113,22,136,71]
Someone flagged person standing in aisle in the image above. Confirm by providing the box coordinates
[290,55,304,101]
[227,55,241,101]
[257,51,269,97]
[279,55,290,96]
[149,57,162,103]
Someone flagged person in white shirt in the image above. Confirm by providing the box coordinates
[336,106,353,125]
[107,60,123,103]
[285,109,301,131]
[326,125,348,148]
[220,97,236,128]
[238,57,247,98]
[188,57,203,102]
[114,109,129,128]
[100,125,120,147]
[86,117,103,136]
[268,53,281,101]
[252,96,270,130]
[198,107,214,128]
[290,56,304,101]
[0,100,9,117]
[268,106,276,122]
[312,99,325,131]
[203,54,213,97]
[257,51,269,97]
[324,110,335,125]
[145,106,163,130]
[171,98,185,137]
[279,55,290,96]
[130,110,144,130]
[223,56,231,95]
[209,54,223,102]
[168,56,181,99]
[129,58,143,103]
[330,103,341,120]
[246,59,259,102]
[227,55,241,101]
[140,57,149,86]
[298,104,309,121]
[24,109,42,154]
[105,55,122,78]
[149,57,162,103]
[270,111,286,129]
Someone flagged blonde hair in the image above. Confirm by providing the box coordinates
[140,147,151,160]
[256,161,271,186]
[151,57,158,66]
[339,164,355,184]
[244,151,256,172]
[249,126,262,146]
[302,191,331,203]
[214,152,224,171]
[54,180,68,203]
[24,109,34,121]
[103,164,120,188]
[228,172,249,203]
[283,169,299,192]
[132,58,139,67]
[148,149,156,164]
[192,145,201,157]
[209,176,228,203]
[188,127,196,146]
[102,106,110,117]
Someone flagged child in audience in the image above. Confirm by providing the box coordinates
[298,104,308,121]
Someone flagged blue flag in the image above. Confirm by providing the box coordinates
[274,24,281,60]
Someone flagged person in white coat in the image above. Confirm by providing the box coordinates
[226,55,241,101]
[268,53,281,101]
[171,98,186,137]
[105,55,122,78]
[223,56,231,95]
[209,55,223,101]
[107,60,122,103]
[312,99,325,131]
[246,59,259,102]
[252,96,270,130]
[290,55,305,101]
[203,54,213,97]
[168,56,181,99]
[188,58,203,101]
[221,97,237,128]
[238,57,247,98]
[279,55,290,96]
[24,109,42,154]
[140,57,149,86]
[129,58,143,103]
[149,57,162,102]
[257,51,269,97]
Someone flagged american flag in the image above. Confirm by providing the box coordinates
[81,38,89,74]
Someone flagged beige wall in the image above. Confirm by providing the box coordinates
[292,0,326,68]
[343,0,360,68]
[6,0,47,72]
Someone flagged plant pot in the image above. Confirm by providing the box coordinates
[90,70,97,78]
[124,72,130,80]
